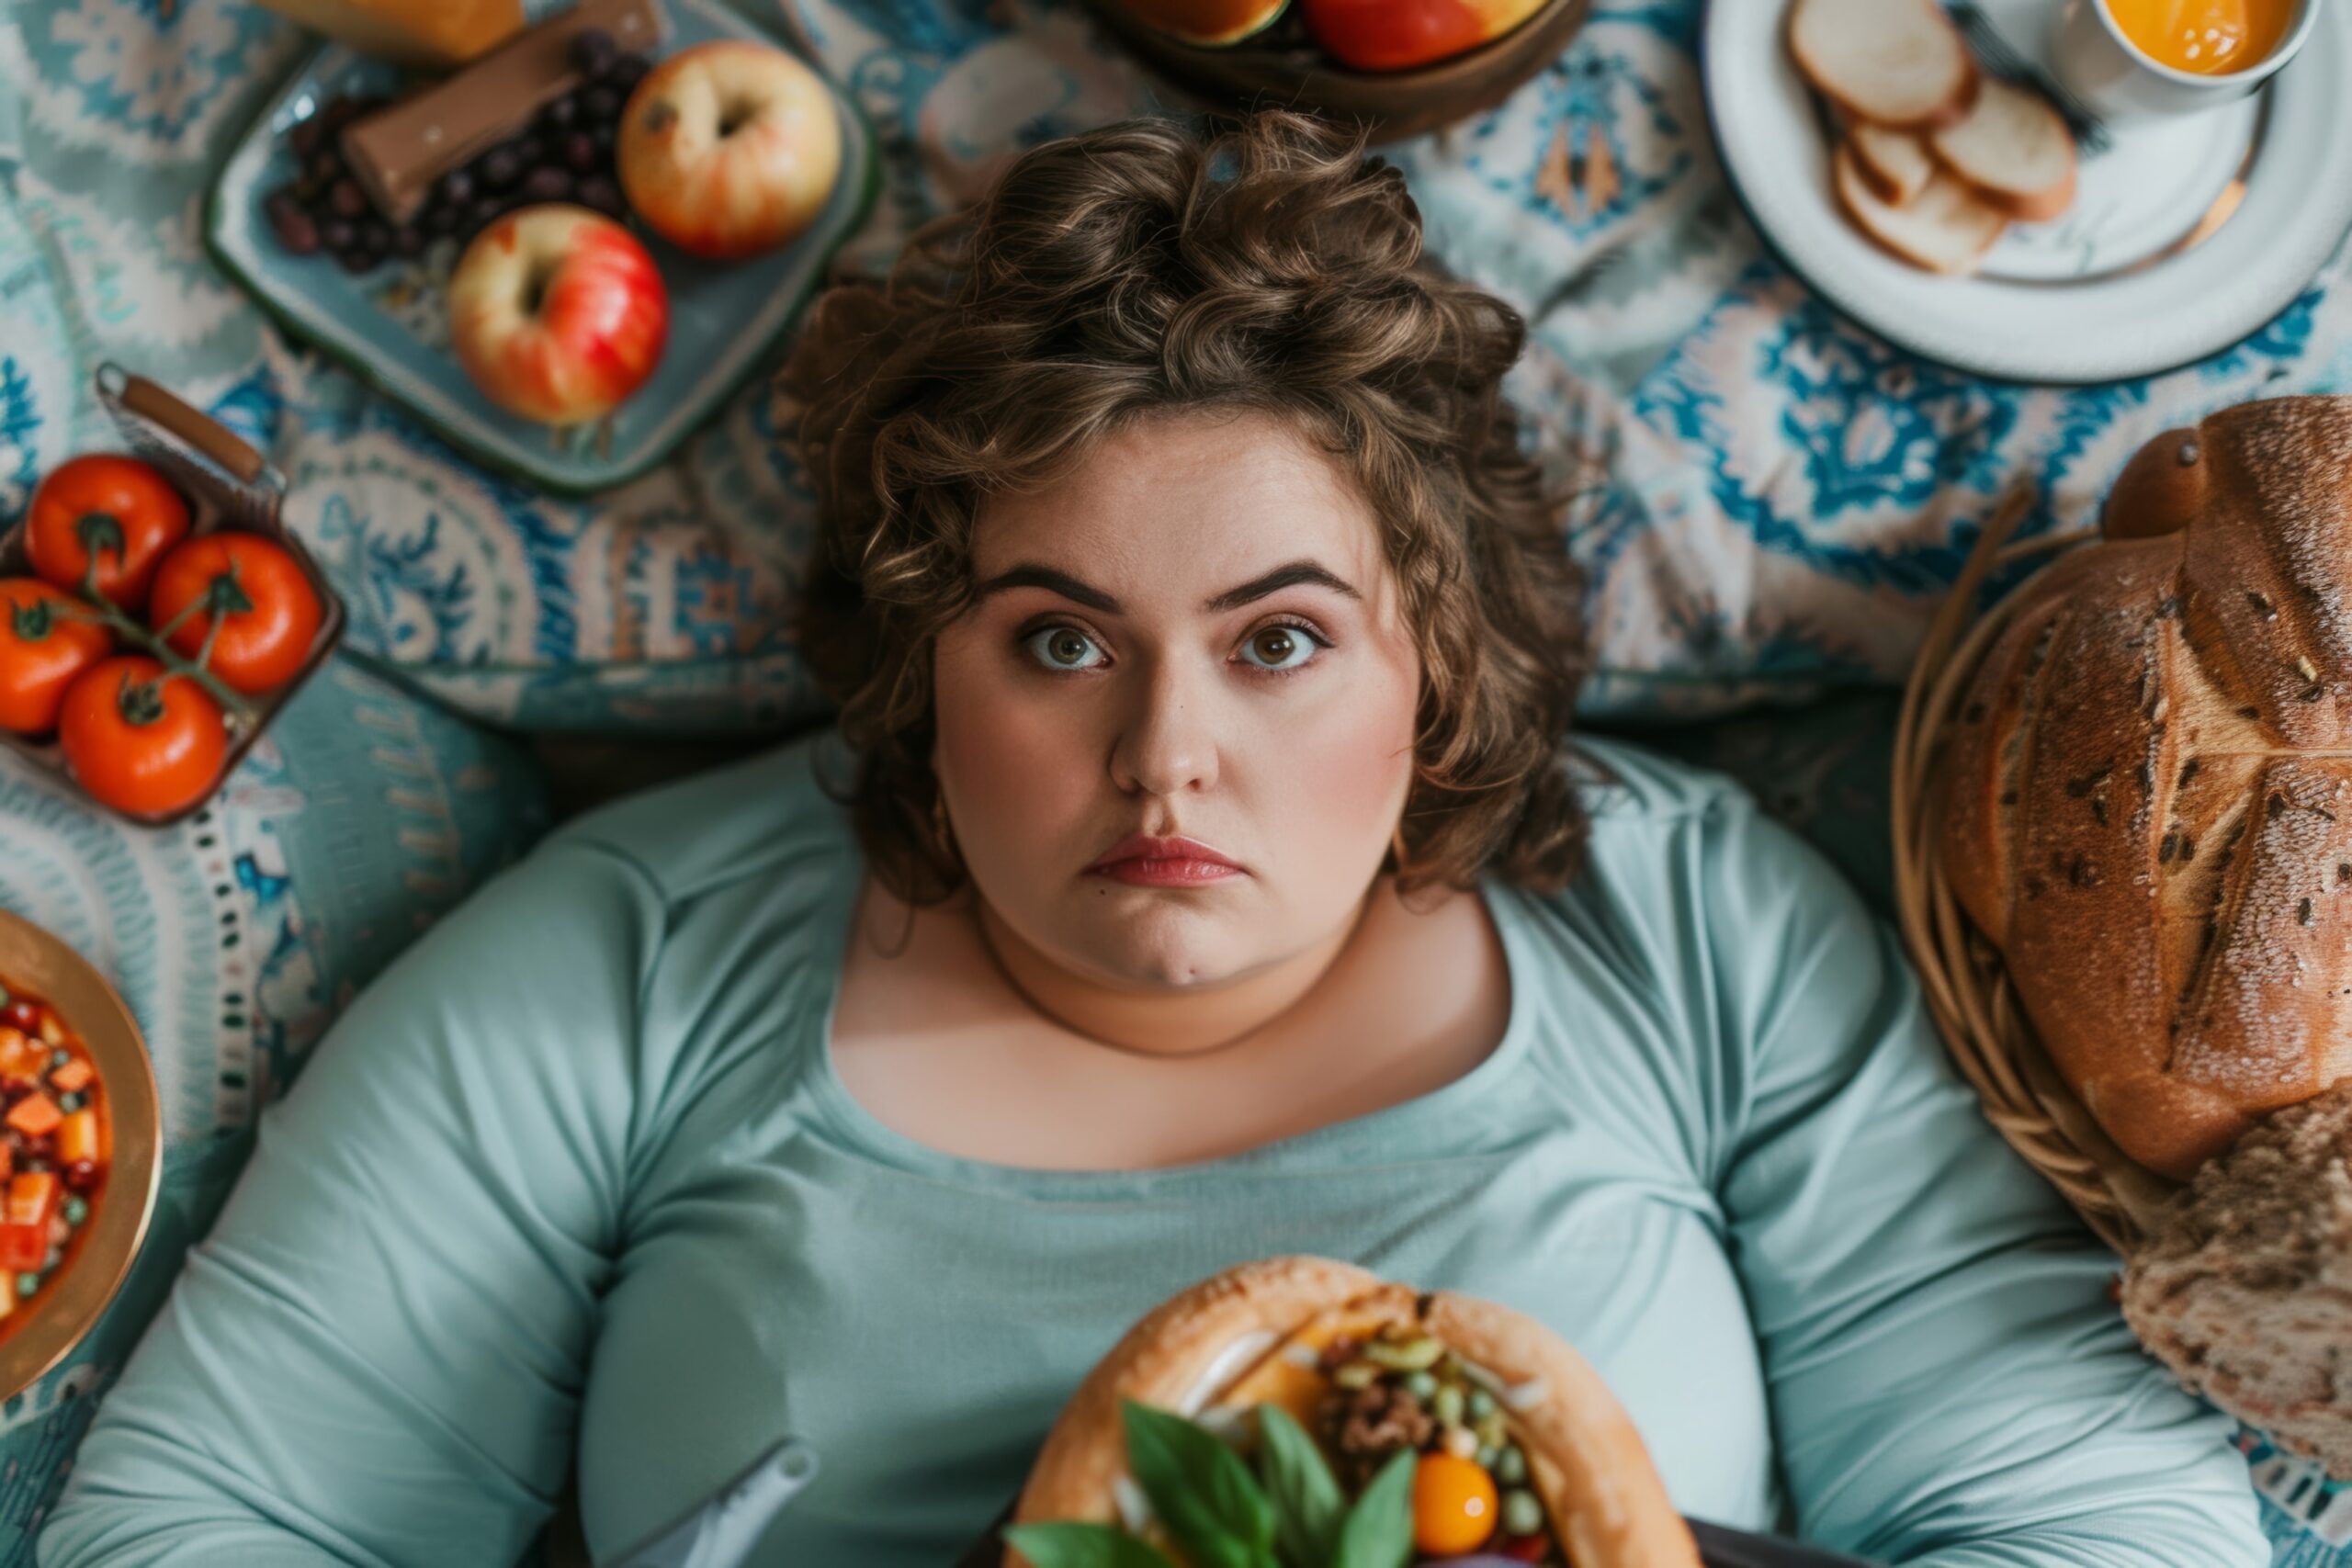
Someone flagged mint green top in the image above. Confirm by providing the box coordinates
[37,730,2266,1568]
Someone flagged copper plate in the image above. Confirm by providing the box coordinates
[0,911,161,1401]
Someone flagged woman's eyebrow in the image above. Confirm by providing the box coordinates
[972,559,1361,615]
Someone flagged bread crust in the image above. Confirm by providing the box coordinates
[1008,1256,1698,1567]
[1788,0,1980,130]
[1939,399,2352,1179]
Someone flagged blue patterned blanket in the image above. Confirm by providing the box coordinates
[4,0,2351,1560]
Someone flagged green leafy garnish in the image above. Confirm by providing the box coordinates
[1003,1520,1180,1568]
[1123,1400,1279,1568]
[1329,1447,1416,1568]
[1256,1406,1347,1568]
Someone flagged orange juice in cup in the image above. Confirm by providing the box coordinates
[2103,0,2296,72]
[2052,0,2321,119]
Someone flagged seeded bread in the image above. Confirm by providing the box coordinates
[1939,398,2352,1180]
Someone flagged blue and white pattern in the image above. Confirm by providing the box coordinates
[7,0,2352,1559]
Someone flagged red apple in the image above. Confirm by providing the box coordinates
[447,204,669,425]
[616,39,842,261]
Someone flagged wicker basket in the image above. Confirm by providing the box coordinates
[1889,489,2188,1258]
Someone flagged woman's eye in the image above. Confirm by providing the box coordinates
[1023,626,1105,671]
[1238,624,1324,673]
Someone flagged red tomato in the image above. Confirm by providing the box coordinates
[27,456,192,613]
[146,534,323,694]
[0,580,113,735]
[57,657,227,818]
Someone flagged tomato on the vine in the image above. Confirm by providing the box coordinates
[27,456,192,614]
[147,534,323,694]
[57,656,227,818]
[0,579,113,736]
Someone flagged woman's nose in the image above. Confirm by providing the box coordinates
[1109,655,1219,798]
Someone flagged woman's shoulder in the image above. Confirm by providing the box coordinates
[546,725,861,907]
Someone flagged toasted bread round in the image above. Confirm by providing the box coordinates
[1929,76,2077,221]
[1789,0,1978,130]
[1009,1255,1699,1568]
[1849,120,1935,208]
[1833,142,2007,275]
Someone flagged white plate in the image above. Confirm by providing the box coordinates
[1702,0,2352,382]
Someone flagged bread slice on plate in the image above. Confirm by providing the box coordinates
[1849,121,1935,207]
[1928,76,2078,221]
[1789,0,1978,130]
[1833,142,2007,274]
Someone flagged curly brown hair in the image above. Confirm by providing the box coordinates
[784,109,1588,906]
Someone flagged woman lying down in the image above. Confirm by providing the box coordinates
[38,111,2265,1567]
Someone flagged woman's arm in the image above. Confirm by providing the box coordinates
[1698,794,2267,1568]
[37,839,664,1566]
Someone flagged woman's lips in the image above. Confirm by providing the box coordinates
[1086,835,1243,887]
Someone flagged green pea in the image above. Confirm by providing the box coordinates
[1430,1384,1464,1427]
[1475,1443,1500,1471]
[1401,1370,1438,1404]
[1494,1444,1528,1486]
[1502,1489,1544,1538]
[40,1248,59,1273]
[14,1274,36,1299]
[1465,1386,1497,1421]
[57,1094,81,1113]
[62,1198,86,1227]
[47,1049,66,1068]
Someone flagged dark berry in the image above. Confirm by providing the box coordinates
[268,200,322,256]
[3,1003,37,1034]
[576,175,625,219]
[319,218,356,251]
[390,223,424,257]
[516,133,546,166]
[560,130,598,173]
[582,85,621,121]
[540,94,581,132]
[608,53,650,90]
[571,26,618,77]
[481,147,523,191]
[439,167,477,207]
[61,1160,97,1195]
[328,178,368,219]
[520,166,573,204]
[288,117,324,159]
[421,204,458,237]
[462,197,504,236]
[336,245,379,275]
[358,219,390,251]
[590,121,616,155]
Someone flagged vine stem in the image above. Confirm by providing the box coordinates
[49,586,254,728]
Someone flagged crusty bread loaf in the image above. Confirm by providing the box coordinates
[1939,397,2352,1180]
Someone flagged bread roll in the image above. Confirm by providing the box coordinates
[1939,397,2352,1181]
[1009,1255,1698,1567]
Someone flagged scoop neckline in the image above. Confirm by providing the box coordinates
[798,829,1541,1198]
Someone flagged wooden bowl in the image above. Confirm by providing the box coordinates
[1080,0,1593,142]
[0,910,162,1401]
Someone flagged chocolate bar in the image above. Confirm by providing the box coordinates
[340,0,662,223]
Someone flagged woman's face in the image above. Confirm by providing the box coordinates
[931,409,1422,992]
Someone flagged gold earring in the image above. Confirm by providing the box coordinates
[932,793,957,859]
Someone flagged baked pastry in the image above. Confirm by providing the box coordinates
[1939,398,2352,1181]
[1003,1255,1698,1567]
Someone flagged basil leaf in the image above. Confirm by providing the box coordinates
[1330,1448,1416,1568]
[1001,1521,1180,1568]
[1254,1405,1346,1568]
[1122,1399,1278,1568]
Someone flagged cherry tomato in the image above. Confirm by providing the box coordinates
[146,534,323,694]
[1411,1451,1499,1557]
[27,456,191,613]
[0,580,113,736]
[57,657,227,818]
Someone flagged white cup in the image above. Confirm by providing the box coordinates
[2049,0,2323,122]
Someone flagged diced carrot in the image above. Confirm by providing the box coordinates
[0,1145,14,1183]
[37,1012,62,1048]
[6,1172,56,1229]
[47,1060,90,1095]
[6,1095,59,1140]
[54,1110,97,1167]
[0,1224,40,1273]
